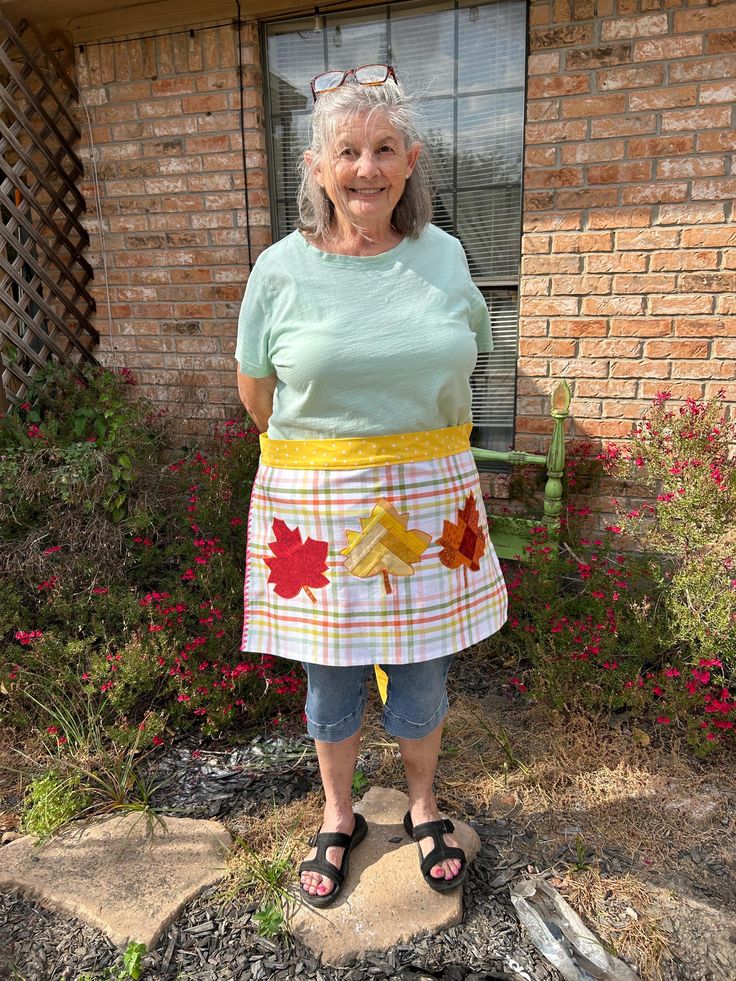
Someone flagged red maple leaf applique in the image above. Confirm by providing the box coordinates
[264,518,330,603]
[436,492,486,587]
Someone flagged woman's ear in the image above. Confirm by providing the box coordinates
[304,150,325,188]
[405,141,422,178]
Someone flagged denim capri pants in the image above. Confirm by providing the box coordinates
[303,655,453,743]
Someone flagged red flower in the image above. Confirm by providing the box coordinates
[656,716,670,725]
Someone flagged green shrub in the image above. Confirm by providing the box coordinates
[21,770,90,839]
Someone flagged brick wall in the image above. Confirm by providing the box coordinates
[518,0,736,456]
[75,20,270,441]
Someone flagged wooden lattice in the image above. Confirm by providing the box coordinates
[0,12,97,411]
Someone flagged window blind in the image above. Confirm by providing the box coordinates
[264,0,527,452]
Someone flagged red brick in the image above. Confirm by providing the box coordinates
[522,255,581,274]
[549,318,609,337]
[517,357,552,377]
[521,277,551,297]
[674,317,729,337]
[586,252,648,273]
[561,94,627,117]
[527,75,590,98]
[680,227,736,248]
[675,6,736,33]
[181,93,229,114]
[662,107,733,132]
[525,120,589,144]
[523,213,583,233]
[644,339,710,359]
[587,208,651,230]
[712,339,736,358]
[649,295,715,315]
[566,44,632,70]
[656,203,726,226]
[576,379,638,397]
[552,231,613,253]
[610,317,672,337]
[700,80,736,105]
[641,381,705,400]
[650,250,719,271]
[519,339,578,357]
[528,52,561,74]
[629,86,697,111]
[678,272,736,293]
[557,188,619,209]
[560,140,625,163]
[602,14,668,40]
[692,179,736,201]
[530,25,594,50]
[615,228,680,251]
[697,130,736,152]
[610,360,670,378]
[623,183,688,205]
[550,358,610,377]
[706,31,736,54]
[628,135,694,158]
[612,273,677,294]
[633,36,702,62]
[596,64,664,90]
[671,359,736,380]
[526,146,557,166]
[151,77,197,96]
[591,114,656,138]
[588,161,653,184]
[670,55,736,83]
[601,400,652,419]
[551,274,612,295]
[525,168,585,188]
[522,233,552,254]
[580,339,642,358]
[582,295,646,315]
[573,419,634,438]
[520,297,580,316]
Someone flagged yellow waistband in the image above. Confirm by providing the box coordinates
[259,423,472,470]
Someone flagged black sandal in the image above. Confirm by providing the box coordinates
[298,812,368,908]
[403,811,467,893]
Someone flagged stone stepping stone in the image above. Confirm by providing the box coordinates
[288,786,481,966]
[0,812,231,948]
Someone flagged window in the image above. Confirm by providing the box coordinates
[263,0,527,452]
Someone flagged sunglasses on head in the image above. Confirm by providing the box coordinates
[310,64,398,101]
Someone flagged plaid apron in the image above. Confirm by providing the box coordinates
[241,425,507,667]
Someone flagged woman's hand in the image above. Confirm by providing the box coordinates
[237,370,276,433]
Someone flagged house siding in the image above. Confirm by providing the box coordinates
[76,20,270,440]
[518,0,736,456]
[74,2,734,449]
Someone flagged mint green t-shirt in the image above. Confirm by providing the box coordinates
[235,224,492,440]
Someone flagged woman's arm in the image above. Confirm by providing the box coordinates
[237,370,277,433]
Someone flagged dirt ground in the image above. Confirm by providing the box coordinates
[2,653,736,981]
[357,651,736,981]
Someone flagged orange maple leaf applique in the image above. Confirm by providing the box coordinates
[264,518,329,603]
[436,492,486,586]
[341,498,431,595]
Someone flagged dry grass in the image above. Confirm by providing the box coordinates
[555,869,671,980]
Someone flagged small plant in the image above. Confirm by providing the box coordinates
[351,768,368,795]
[570,834,592,874]
[121,941,147,980]
[21,770,90,840]
[252,903,285,938]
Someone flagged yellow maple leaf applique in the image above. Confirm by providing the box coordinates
[341,498,431,595]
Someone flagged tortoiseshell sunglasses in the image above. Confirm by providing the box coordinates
[310,64,398,101]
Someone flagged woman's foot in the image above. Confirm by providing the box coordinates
[408,800,463,882]
[299,807,356,899]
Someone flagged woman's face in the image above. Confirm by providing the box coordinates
[308,112,421,231]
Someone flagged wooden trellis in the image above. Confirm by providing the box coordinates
[0,11,97,412]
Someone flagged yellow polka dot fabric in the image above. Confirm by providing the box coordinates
[259,424,473,470]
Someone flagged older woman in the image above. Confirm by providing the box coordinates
[236,66,507,908]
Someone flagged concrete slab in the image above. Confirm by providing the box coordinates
[0,812,232,948]
[288,787,481,966]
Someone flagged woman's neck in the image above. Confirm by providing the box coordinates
[311,219,402,257]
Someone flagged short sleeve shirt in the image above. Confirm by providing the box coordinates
[235,224,492,440]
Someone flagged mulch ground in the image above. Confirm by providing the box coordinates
[1,648,735,981]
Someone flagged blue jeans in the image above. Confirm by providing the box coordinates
[303,656,453,744]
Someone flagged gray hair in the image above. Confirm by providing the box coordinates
[296,79,434,240]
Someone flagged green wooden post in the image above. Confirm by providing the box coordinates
[542,380,572,533]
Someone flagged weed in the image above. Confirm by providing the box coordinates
[351,768,368,795]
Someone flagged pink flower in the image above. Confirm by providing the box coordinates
[152,735,165,747]
[92,587,109,595]
[605,525,622,535]
[15,629,43,645]
[43,546,62,555]
[46,726,59,735]
[656,716,670,725]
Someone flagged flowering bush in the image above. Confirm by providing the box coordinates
[0,364,305,745]
[486,393,736,755]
